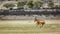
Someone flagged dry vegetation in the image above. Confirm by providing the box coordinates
[0,20,60,34]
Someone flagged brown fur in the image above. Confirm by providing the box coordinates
[34,18,45,27]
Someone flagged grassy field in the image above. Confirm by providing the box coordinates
[0,20,60,34]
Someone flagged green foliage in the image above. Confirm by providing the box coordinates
[54,5,60,9]
[26,0,33,8]
[25,0,43,9]
[3,3,15,8]
[33,1,43,9]
[16,1,26,6]
[48,0,54,8]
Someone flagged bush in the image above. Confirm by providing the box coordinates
[3,3,15,8]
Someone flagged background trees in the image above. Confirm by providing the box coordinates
[26,0,33,8]
[33,0,43,9]
[16,1,26,7]
[48,0,54,8]
[54,5,60,9]
[3,0,60,9]
[3,3,15,9]
[16,1,27,9]
[25,0,43,9]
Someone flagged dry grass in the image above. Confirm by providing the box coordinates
[0,20,60,34]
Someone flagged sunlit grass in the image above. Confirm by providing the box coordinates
[0,24,60,32]
[0,24,60,34]
[0,20,60,33]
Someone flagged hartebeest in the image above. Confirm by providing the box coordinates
[34,17,45,27]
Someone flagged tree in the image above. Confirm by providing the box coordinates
[48,0,54,8]
[16,1,26,7]
[26,0,33,8]
[54,5,60,9]
[58,5,60,8]
[3,3,15,9]
[33,0,43,9]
